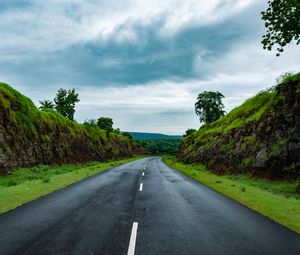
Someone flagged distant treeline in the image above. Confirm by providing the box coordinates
[138,139,182,155]
[130,132,182,140]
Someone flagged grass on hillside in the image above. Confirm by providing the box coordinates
[196,89,276,138]
[0,156,144,214]
[163,157,300,234]
[0,82,134,147]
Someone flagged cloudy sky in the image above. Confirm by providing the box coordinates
[0,0,299,134]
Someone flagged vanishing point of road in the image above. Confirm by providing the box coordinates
[0,157,299,255]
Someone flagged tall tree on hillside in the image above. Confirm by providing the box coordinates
[195,91,225,124]
[97,117,114,133]
[183,129,196,138]
[54,88,79,120]
[122,132,134,140]
[83,119,98,127]
[39,100,55,110]
[261,0,300,56]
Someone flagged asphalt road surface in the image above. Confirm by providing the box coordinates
[0,157,299,255]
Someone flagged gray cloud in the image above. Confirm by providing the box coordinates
[0,1,265,88]
[1,0,299,134]
[0,0,33,13]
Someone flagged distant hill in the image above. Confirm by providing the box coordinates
[129,132,182,140]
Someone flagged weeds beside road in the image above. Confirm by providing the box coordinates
[0,156,144,214]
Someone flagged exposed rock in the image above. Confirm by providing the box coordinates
[255,146,267,168]
[177,78,300,179]
[0,83,144,174]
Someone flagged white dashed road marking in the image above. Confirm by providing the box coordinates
[127,222,138,255]
[139,183,143,191]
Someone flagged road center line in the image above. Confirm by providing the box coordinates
[139,183,143,191]
[127,222,138,255]
[142,172,145,176]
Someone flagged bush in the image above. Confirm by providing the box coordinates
[42,177,50,183]
[276,72,295,84]
[7,180,17,186]
[240,186,246,192]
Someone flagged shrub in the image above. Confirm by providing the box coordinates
[276,72,295,84]
[7,180,17,186]
[240,186,246,192]
[42,177,50,183]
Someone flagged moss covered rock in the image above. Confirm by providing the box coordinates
[177,75,300,179]
[0,83,143,174]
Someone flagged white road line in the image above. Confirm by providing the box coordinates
[139,183,143,191]
[127,222,138,255]
[142,172,145,176]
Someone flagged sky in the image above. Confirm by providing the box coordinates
[0,0,299,135]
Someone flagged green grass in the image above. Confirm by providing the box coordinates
[0,156,144,214]
[186,74,300,147]
[194,89,276,138]
[0,82,138,163]
[163,157,300,234]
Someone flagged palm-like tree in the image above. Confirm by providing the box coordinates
[39,100,55,110]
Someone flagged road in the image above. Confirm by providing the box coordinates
[0,157,299,255]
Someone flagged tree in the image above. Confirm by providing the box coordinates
[114,128,121,134]
[97,117,113,132]
[83,119,97,127]
[39,100,54,110]
[183,129,196,138]
[261,0,300,56]
[122,132,134,140]
[54,88,79,120]
[195,91,225,124]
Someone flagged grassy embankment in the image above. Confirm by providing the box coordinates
[0,156,144,214]
[177,73,300,179]
[0,83,142,174]
[164,157,300,234]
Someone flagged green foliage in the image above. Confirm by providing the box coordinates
[242,157,254,168]
[276,72,300,85]
[114,128,121,134]
[195,91,225,124]
[139,139,182,155]
[97,117,113,132]
[269,139,288,159]
[179,74,300,179]
[39,100,55,110]
[183,129,196,138]
[54,88,79,120]
[42,135,51,143]
[240,186,246,192]
[0,157,144,213]
[197,89,276,136]
[42,177,50,183]
[131,132,182,140]
[276,71,295,84]
[122,132,133,140]
[0,83,141,174]
[261,0,300,56]
[83,119,98,127]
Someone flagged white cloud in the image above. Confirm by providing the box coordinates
[0,0,259,56]
[1,0,299,134]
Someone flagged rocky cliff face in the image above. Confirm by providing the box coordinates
[177,77,300,179]
[0,83,143,174]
